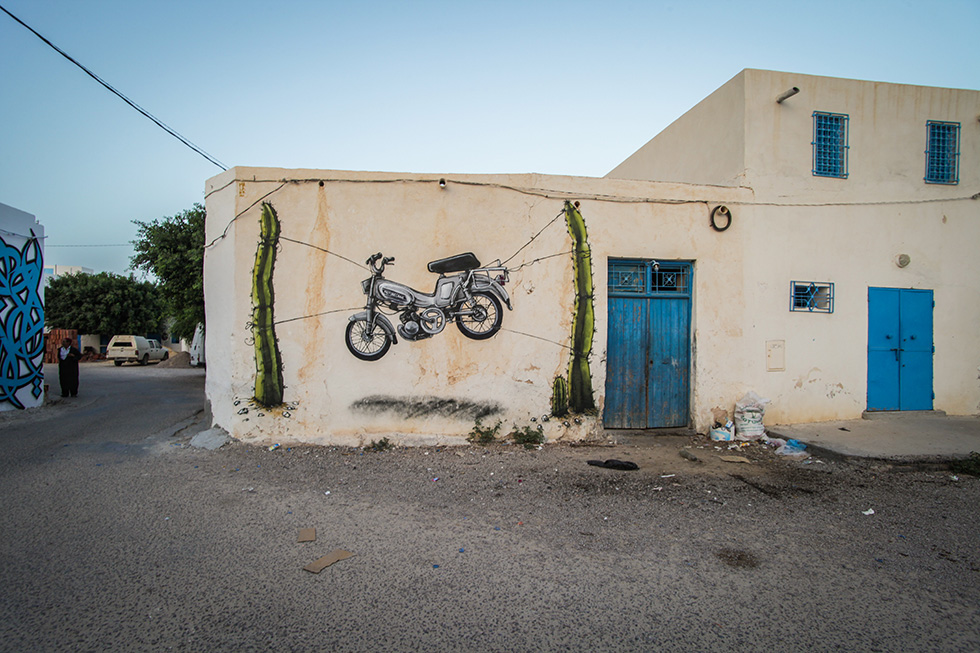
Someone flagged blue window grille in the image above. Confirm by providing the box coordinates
[791,281,834,313]
[925,121,960,184]
[812,112,849,178]
[609,260,692,298]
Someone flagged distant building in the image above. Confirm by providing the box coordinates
[0,202,45,411]
[43,264,94,287]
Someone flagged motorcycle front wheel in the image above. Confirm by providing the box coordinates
[456,291,503,340]
[345,318,392,360]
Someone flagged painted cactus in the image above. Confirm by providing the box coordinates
[551,376,569,417]
[252,202,284,407]
[564,201,596,413]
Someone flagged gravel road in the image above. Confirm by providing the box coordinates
[1,366,978,651]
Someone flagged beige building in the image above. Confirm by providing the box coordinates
[204,70,979,446]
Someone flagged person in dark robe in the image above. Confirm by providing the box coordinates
[58,338,81,397]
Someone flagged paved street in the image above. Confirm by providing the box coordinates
[1,363,978,651]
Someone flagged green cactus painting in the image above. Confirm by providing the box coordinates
[551,375,569,417]
[564,201,596,413]
[252,202,284,407]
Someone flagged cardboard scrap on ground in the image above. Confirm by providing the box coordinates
[298,528,316,543]
[303,550,354,574]
[719,455,752,464]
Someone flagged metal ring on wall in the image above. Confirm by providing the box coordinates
[710,205,732,232]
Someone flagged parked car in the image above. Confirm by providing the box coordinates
[106,336,169,366]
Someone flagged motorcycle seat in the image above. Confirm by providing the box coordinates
[427,252,481,274]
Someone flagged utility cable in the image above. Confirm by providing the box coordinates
[501,208,566,267]
[47,243,130,248]
[274,307,363,326]
[279,236,368,271]
[0,3,226,171]
[204,182,287,249]
[206,175,979,208]
[507,250,573,273]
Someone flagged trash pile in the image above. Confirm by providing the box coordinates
[710,391,808,458]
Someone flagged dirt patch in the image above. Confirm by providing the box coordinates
[716,548,760,568]
[157,351,193,368]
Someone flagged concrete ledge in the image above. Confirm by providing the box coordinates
[861,410,947,420]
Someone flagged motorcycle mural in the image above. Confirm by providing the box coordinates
[346,252,511,361]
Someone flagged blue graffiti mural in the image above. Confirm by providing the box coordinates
[0,233,44,409]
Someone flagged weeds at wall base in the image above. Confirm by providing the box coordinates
[467,418,502,445]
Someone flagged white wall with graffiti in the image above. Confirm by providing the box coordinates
[0,202,45,412]
[203,168,743,446]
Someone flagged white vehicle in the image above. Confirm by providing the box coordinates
[106,336,169,366]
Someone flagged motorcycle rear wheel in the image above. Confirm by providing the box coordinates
[346,318,392,361]
[456,291,503,340]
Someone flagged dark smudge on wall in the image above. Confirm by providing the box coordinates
[350,395,502,420]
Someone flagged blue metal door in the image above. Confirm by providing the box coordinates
[605,260,691,428]
[867,287,933,411]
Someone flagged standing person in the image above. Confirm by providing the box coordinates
[58,337,81,397]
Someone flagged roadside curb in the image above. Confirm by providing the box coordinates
[768,428,970,471]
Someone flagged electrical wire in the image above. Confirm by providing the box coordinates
[0,3,226,171]
[501,208,566,267]
[203,182,287,249]
[205,175,979,208]
[274,307,363,326]
[47,243,131,248]
[506,250,573,273]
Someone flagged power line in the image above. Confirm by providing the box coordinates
[0,3,227,171]
[46,243,131,248]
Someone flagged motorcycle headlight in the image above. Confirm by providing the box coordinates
[361,278,372,294]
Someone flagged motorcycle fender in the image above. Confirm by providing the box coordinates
[472,280,512,311]
[349,311,398,344]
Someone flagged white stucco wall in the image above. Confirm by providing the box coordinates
[0,202,45,412]
[203,74,979,445]
[205,169,752,445]
[204,164,979,446]
[739,69,980,200]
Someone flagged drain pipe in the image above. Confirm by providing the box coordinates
[776,87,800,103]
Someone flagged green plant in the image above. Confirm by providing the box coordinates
[564,201,596,413]
[950,451,980,477]
[467,418,502,445]
[551,376,569,417]
[510,424,545,449]
[365,437,394,452]
[252,202,284,407]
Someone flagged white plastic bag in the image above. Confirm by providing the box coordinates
[710,420,735,441]
[734,391,770,440]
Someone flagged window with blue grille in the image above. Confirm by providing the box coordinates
[791,281,834,313]
[925,121,960,184]
[812,112,849,178]
[609,260,691,298]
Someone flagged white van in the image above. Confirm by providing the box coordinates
[106,336,169,366]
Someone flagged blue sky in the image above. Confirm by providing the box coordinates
[1,0,978,274]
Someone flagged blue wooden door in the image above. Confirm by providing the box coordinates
[867,287,933,411]
[605,260,691,428]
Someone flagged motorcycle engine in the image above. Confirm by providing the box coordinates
[397,312,425,341]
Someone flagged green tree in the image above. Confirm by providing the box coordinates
[130,204,205,341]
[45,272,165,335]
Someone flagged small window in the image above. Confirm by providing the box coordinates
[812,112,849,178]
[925,121,960,184]
[791,281,834,313]
[608,260,692,298]
[608,262,646,294]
